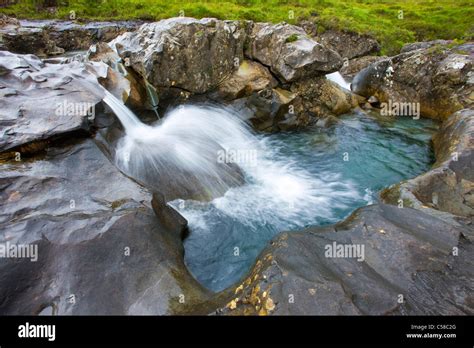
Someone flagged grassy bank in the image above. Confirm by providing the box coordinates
[1,0,473,55]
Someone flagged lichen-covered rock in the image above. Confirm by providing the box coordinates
[316,29,381,60]
[218,204,472,315]
[351,42,474,120]
[246,22,343,82]
[0,51,106,153]
[110,17,247,94]
[400,40,453,53]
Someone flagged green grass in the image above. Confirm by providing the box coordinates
[1,0,473,54]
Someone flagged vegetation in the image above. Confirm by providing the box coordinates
[1,0,473,54]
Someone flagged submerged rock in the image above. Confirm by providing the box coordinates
[0,139,214,314]
[219,204,472,315]
[351,42,474,120]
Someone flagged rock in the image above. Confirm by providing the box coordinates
[0,51,106,153]
[246,22,343,82]
[316,115,340,128]
[110,17,247,94]
[401,40,453,53]
[290,77,363,117]
[87,42,147,110]
[219,204,472,315]
[316,29,381,60]
[351,42,474,120]
[340,55,386,79]
[215,60,277,100]
[0,138,214,314]
[0,18,140,57]
[382,109,474,219]
[234,87,303,132]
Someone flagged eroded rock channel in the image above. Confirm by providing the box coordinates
[0,15,473,315]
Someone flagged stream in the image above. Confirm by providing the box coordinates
[170,110,438,292]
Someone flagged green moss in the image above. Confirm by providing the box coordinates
[1,0,472,55]
[285,33,299,43]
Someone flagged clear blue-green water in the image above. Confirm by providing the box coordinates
[172,110,438,292]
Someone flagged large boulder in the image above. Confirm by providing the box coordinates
[218,204,472,315]
[246,22,343,82]
[0,51,106,153]
[0,17,140,57]
[382,109,474,219]
[109,17,247,94]
[351,42,474,120]
[0,138,214,315]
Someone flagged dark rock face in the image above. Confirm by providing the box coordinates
[317,29,381,60]
[246,22,343,82]
[219,204,473,315]
[0,139,213,315]
[340,55,386,79]
[382,109,474,219]
[0,18,140,57]
[351,42,474,120]
[0,51,107,153]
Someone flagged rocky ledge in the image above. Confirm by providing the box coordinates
[0,15,472,316]
[351,41,474,120]
[0,14,141,57]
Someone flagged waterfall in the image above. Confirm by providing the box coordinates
[326,72,351,90]
[102,91,252,200]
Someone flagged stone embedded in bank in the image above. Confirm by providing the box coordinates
[246,22,343,82]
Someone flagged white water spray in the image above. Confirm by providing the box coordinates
[103,89,360,212]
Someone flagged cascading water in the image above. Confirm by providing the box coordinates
[102,90,437,292]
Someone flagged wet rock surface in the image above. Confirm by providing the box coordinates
[219,204,473,315]
[351,42,474,120]
[0,51,106,153]
[0,138,213,315]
